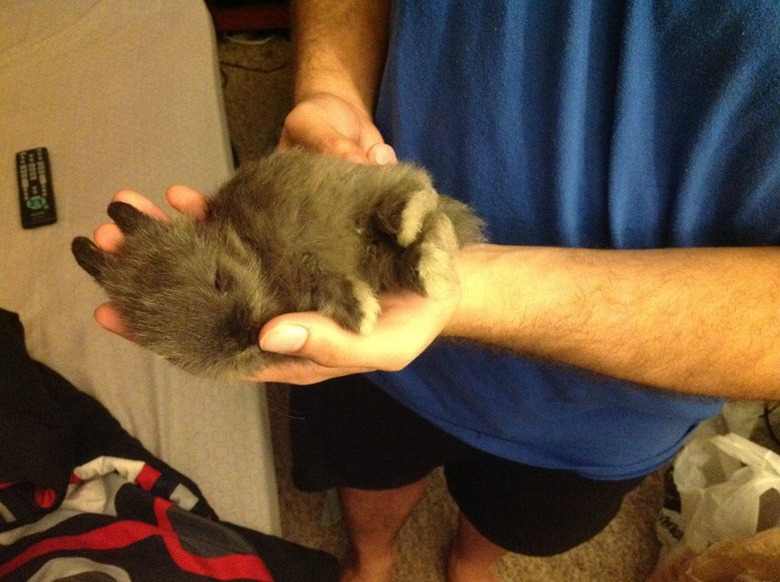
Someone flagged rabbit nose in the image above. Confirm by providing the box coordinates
[228,324,259,350]
[246,325,261,349]
[226,307,261,350]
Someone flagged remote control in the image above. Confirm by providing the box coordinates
[16,147,57,228]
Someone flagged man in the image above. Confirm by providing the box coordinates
[93,2,780,581]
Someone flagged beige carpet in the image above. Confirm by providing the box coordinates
[217,34,663,582]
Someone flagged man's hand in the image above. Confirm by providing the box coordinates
[250,286,459,384]
[278,92,397,164]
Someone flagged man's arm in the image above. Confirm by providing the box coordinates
[278,0,396,162]
[448,244,780,400]
[290,0,390,111]
[91,192,780,400]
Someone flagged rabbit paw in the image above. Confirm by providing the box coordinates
[350,278,382,334]
[415,213,459,298]
[376,188,439,248]
[317,276,381,334]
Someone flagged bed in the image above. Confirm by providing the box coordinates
[1,0,280,541]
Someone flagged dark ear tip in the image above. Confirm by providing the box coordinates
[106,200,134,216]
[107,201,149,234]
[71,236,106,279]
[71,235,95,254]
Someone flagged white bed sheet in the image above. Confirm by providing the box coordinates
[0,0,280,534]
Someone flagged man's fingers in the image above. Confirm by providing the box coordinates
[93,223,124,253]
[279,126,397,166]
[279,94,392,164]
[94,302,136,340]
[245,359,371,385]
[112,190,171,221]
[279,125,370,163]
[165,184,209,220]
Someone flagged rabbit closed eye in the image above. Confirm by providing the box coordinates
[72,150,484,379]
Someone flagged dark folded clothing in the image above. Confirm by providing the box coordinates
[0,308,339,582]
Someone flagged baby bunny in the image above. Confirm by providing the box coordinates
[72,149,484,378]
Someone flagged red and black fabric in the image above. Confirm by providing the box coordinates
[0,309,339,582]
[0,308,216,529]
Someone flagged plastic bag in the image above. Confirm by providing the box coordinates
[672,434,780,552]
[651,432,780,581]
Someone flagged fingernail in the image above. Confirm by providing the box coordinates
[260,324,309,354]
[372,144,396,165]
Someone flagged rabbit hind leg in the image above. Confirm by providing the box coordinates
[415,213,459,298]
[375,188,439,248]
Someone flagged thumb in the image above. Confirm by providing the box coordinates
[258,313,358,367]
[259,322,311,355]
[366,143,398,165]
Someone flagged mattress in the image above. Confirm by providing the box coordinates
[0,0,280,534]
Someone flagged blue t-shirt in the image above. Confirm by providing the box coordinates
[368,1,780,480]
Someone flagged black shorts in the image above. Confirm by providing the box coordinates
[289,374,645,557]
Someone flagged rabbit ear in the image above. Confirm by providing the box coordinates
[71,236,110,280]
[107,201,153,235]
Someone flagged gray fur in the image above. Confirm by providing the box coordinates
[72,150,485,378]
